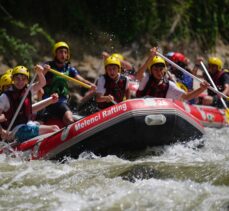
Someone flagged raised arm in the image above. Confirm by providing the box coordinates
[135,47,157,81]
[32,65,46,93]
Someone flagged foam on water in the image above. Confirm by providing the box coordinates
[0,127,229,210]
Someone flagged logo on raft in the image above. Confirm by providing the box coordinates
[74,103,127,131]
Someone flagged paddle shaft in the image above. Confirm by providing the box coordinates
[111,100,117,105]
[157,52,229,99]
[200,61,228,110]
[48,68,91,89]
[32,96,52,108]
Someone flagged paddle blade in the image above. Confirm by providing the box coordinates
[225,109,229,124]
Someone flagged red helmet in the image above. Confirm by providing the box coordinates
[171,52,186,63]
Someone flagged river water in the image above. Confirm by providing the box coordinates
[0,127,229,211]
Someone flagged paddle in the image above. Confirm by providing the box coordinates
[48,68,91,89]
[111,100,118,105]
[32,96,52,108]
[156,52,229,100]
[200,61,229,123]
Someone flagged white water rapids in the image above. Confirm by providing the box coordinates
[0,127,229,211]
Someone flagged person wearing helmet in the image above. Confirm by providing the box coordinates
[169,52,194,92]
[201,57,229,107]
[135,47,209,101]
[95,56,130,109]
[42,41,96,125]
[0,72,12,93]
[0,65,59,143]
[5,68,13,75]
[102,51,135,76]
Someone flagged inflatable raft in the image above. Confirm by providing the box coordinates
[174,100,228,128]
[0,98,227,160]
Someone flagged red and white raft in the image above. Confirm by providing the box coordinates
[1,98,228,160]
[174,100,228,128]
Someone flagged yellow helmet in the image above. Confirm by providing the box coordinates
[0,74,12,91]
[208,57,223,70]
[111,53,124,61]
[104,56,121,72]
[5,68,13,75]
[148,56,166,70]
[52,41,70,59]
[12,66,29,78]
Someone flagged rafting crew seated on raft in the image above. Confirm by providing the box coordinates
[95,56,131,109]
[198,57,229,108]
[135,47,209,101]
[0,65,59,143]
[39,41,96,126]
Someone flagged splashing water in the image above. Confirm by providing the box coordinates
[0,127,229,210]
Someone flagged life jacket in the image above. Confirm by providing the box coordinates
[136,75,169,98]
[98,74,127,109]
[43,61,69,98]
[2,87,32,129]
[208,70,229,96]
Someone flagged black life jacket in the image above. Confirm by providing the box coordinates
[2,87,32,129]
[208,70,229,96]
[136,75,169,98]
[98,74,127,109]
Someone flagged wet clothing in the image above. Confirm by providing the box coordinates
[137,73,185,100]
[96,74,129,109]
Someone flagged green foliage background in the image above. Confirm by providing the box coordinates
[0,0,228,67]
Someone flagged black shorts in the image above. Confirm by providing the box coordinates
[46,102,71,119]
